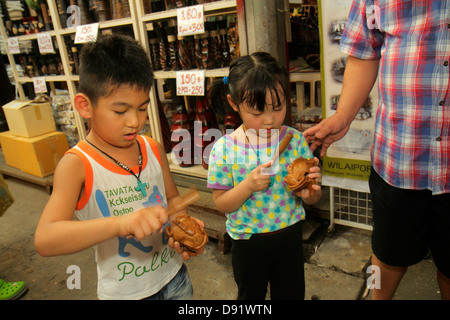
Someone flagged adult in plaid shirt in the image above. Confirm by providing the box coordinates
[304,0,449,299]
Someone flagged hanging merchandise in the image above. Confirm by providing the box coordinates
[167,26,180,71]
[55,0,68,28]
[171,102,194,167]
[156,94,172,153]
[165,0,177,10]
[194,96,218,169]
[157,27,170,71]
[194,97,208,169]
[177,34,193,70]
[148,30,161,71]
[92,0,110,22]
[75,0,92,26]
[193,34,203,69]
[111,0,131,20]
[227,19,239,61]
[200,24,211,69]
[40,0,53,31]
[209,22,223,69]
[218,19,230,67]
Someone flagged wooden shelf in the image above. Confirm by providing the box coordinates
[17,75,67,83]
[167,153,208,179]
[153,67,229,79]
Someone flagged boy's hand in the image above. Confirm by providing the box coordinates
[246,160,273,192]
[168,217,206,260]
[116,206,169,240]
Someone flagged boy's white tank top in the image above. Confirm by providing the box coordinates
[69,135,182,300]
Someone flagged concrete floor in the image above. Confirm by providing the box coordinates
[0,177,443,300]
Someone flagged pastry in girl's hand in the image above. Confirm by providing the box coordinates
[284,157,316,196]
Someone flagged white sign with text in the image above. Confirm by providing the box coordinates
[7,37,20,54]
[176,70,205,96]
[37,33,55,54]
[74,23,99,44]
[177,5,204,36]
[33,77,47,93]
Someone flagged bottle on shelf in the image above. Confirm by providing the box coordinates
[201,21,213,69]
[110,0,131,19]
[193,33,203,69]
[148,30,162,71]
[171,102,194,167]
[194,96,217,169]
[209,21,223,69]
[56,0,68,28]
[228,19,240,61]
[177,34,193,70]
[167,26,180,71]
[156,92,172,153]
[40,1,53,31]
[218,19,230,67]
[65,36,80,75]
[156,26,170,71]
[92,0,111,22]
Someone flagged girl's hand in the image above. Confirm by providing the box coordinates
[116,206,169,240]
[300,157,322,200]
[246,160,273,192]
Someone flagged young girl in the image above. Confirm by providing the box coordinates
[207,52,322,300]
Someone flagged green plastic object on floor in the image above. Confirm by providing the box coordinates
[0,279,28,300]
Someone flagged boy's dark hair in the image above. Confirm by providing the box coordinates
[209,52,288,116]
[78,34,153,106]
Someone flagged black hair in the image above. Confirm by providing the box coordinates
[209,52,288,116]
[78,34,154,106]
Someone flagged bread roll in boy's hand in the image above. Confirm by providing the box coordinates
[165,214,208,254]
[284,157,316,196]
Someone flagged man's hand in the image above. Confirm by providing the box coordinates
[303,113,352,157]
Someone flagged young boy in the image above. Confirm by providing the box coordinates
[35,34,202,300]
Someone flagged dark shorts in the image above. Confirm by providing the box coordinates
[369,167,450,278]
[231,221,305,300]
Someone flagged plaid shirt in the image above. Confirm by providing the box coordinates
[340,0,449,195]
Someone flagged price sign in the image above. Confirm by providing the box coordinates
[176,70,205,96]
[37,33,55,54]
[33,77,47,93]
[7,37,20,54]
[74,23,99,44]
[177,4,204,36]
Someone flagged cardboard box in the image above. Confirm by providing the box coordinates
[2,100,56,138]
[0,131,21,169]
[2,131,69,177]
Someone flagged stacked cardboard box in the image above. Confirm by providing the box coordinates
[0,100,69,177]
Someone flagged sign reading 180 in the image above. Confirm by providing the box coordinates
[177,4,205,36]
